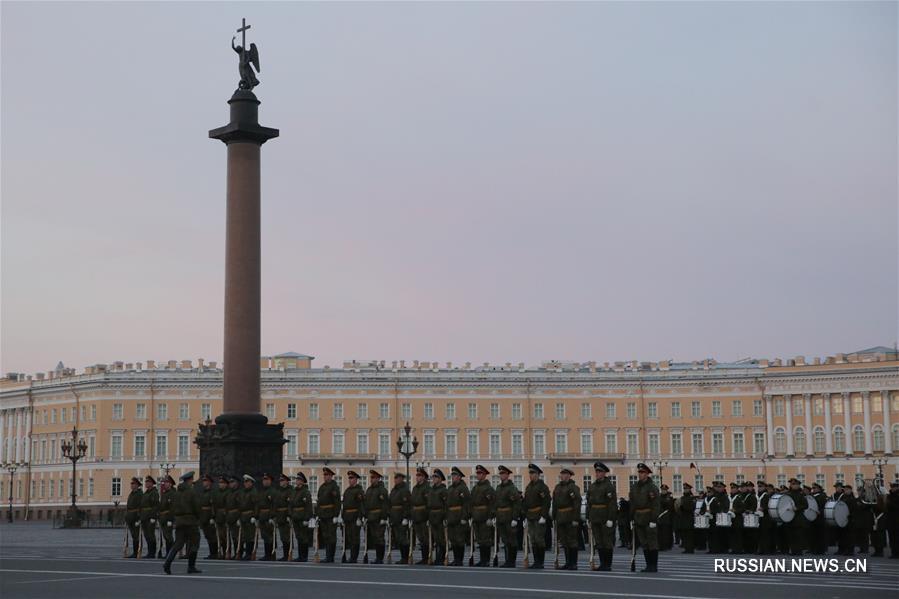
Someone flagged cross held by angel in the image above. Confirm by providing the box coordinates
[232,18,260,90]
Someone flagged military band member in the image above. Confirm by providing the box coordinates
[552,467,582,570]
[523,464,551,569]
[446,467,472,566]
[617,497,632,549]
[163,471,203,575]
[198,474,218,559]
[728,482,744,554]
[316,467,342,563]
[658,484,675,551]
[470,465,495,567]
[125,477,143,558]
[854,484,875,555]
[411,467,432,564]
[586,461,617,570]
[740,481,758,554]
[808,483,827,554]
[495,465,522,568]
[675,483,695,554]
[428,468,448,565]
[707,480,728,554]
[225,477,242,559]
[886,481,899,558]
[755,482,774,554]
[389,472,413,564]
[342,470,365,563]
[139,475,159,559]
[237,474,259,560]
[159,475,177,558]
[363,470,391,564]
[629,463,660,573]
[785,478,809,556]
[273,474,292,560]
[833,482,853,555]
[290,472,314,562]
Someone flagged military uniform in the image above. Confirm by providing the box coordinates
[237,475,259,560]
[213,477,230,559]
[159,477,176,557]
[728,483,744,554]
[389,473,413,563]
[740,483,759,554]
[198,474,218,559]
[808,485,828,554]
[139,477,159,559]
[552,467,582,570]
[658,485,675,552]
[446,467,472,566]
[833,484,855,555]
[411,468,432,564]
[363,470,391,563]
[886,483,899,558]
[124,478,143,558]
[428,469,449,565]
[706,482,729,554]
[470,465,496,567]
[757,485,776,554]
[316,467,342,563]
[494,465,522,568]
[290,473,314,562]
[523,463,551,569]
[586,462,617,570]
[629,463,661,572]
[785,478,809,555]
[163,472,203,575]
[342,472,365,563]
[273,474,293,560]
[674,484,695,554]
[225,477,242,558]
[256,474,278,560]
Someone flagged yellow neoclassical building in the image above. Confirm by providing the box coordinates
[1,348,897,521]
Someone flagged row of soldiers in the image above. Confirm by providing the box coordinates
[124,461,664,573]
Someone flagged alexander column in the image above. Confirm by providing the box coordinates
[197,18,284,481]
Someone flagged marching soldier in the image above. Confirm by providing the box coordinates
[389,472,413,564]
[257,473,277,560]
[552,467,582,570]
[225,477,242,559]
[587,461,617,570]
[198,474,218,559]
[411,467,432,564]
[808,483,827,554]
[363,470,391,564]
[289,472,314,562]
[125,477,143,558]
[470,465,495,567]
[675,483,695,554]
[139,475,159,559]
[213,476,229,559]
[617,497,632,549]
[237,474,258,560]
[342,470,365,563]
[629,463,661,573]
[163,471,203,575]
[159,475,176,558]
[273,474,292,561]
[658,484,675,551]
[428,468,448,565]
[728,482,745,554]
[446,467,472,566]
[316,466,342,563]
[495,465,522,568]
[523,464,551,569]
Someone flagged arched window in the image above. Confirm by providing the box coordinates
[814,427,826,453]
[872,426,884,452]
[775,428,786,454]
[833,427,845,453]
[853,426,864,452]
[794,428,806,455]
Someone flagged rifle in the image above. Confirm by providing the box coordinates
[468,521,475,566]
[629,520,636,572]
[287,518,294,561]
[492,519,499,567]
[521,519,529,569]
[385,520,393,564]
[588,524,596,570]
[136,522,142,559]
[271,518,278,559]
[235,523,242,560]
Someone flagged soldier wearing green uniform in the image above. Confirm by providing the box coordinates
[707,480,729,554]
[586,461,617,570]
[139,475,159,559]
[363,470,391,563]
[316,467,342,563]
[446,467,472,566]
[552,467,582,570]
[213,476,230,559]
[389,472,413,564]
[495,465,522,568]
[273,474,293,560]
[124,477,143,558]
[675,483,695,554]
[225,477,242,559]
[198,474,218,559]
[411,467,432,564]
[342,470,365,563]
[523,463,551,569]
[290,472,314,562]
[629,462,661,573]
[237,474,259,560]
[470,465,496,567]
[163,471,203,575]
[786,477,809,556]
[257,473,277,560]
[158,475,176,558]
[428,468,448,565]
[658,484,675,551]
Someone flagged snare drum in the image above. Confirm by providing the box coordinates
[715,512,733,528]
[824,500,849,528]
[694,499,704,516]
[804,498,820,522]
[767,493,796,524]
[694,514,710,529]
[742,512,760,528]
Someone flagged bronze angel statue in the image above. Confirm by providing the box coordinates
[232,36,260,90]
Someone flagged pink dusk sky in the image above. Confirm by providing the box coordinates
[1,1,896,376]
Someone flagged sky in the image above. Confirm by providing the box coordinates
[1,1,896,375]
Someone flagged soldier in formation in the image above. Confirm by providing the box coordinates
[363,470,391,563]
[317,466,341,563]
[469,465,494,567]
[586,461,617,570]
[389,472,413,563]
[273,473,293,561]
[237,474,258,560]
[411,467,432,564]
[213,476,230,558]
[139,475,159,559]
[225,476,241,559]
[162,471,203,575]
[125,476,143,558]
[494,465,521,568]
[446,466,472,566]
[342,470,365,563]
[159,475,176,557]
[674,482,695,553]
[552,467,581,570]
[290,472,314,562]
[629,463,661,572]
[198,474,218,559]
[428,468,448,565]
[523,463,551,569]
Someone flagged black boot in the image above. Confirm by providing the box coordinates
[163,546,176,574]
[398,545,408,564]
[567,548,578,570]
[145,540,156,560]
[261,541,273,561]
[603,548,614,571]
[435,546,445,566]
[294,545,307,562]
[279,546,289,561]
[416,542,429,565]
[528,547,542,569]
[502,547,516,568]
[476,546,489,567]
[329,543,337,563]
[349,544,359,564]
[241,542,252,560]
[187,551,202,574]
[374,544,384,564]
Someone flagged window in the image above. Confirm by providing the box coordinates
[445,432,457,457]
[672,474,683,494]
[814,397,824,415]
[671,432,682,456]
[178,434,189,458]
[423,432,434,457]
[111,477,122,497]
[287,434,297,456]
[628,475,638,492]
[401,403,412,420]
[308,475,319,496]
[774,398,784,416]
[489,432,501,457]
[155,434,167,458]
[833,427,845,452]
[201,403,212,421]
[835,472,844,485]
[88,436,95,457]
[581,431,593,453]
[814,428,825,453]
[112,404,123,420]
[424,403,434,420]
[777,474,786,488]
[712,401,721,417]
[61,407,66,424]
[753,399,762,417]
[309,403,319,420]
[514,474,523,489]
[157,403,168,421]
[356,403,368,420]
[511,403,522,420]
[333,403,344,419]
[732,400,742,417]
[774,428,786,454]
[467,432,479,457]
[379,403,389,419]
[733,432,744,455]
[136,403,146,420]
[648,432,659,455]
[606,403,616,419]
[583,474,593,490]
[111,434,123,458]
[853,426,864,452]
[832,396,843,414]
[626,432,638,455]
[468,403,478,420]
[793,398,803,416]
[308,431,320,454]
[691,432,703,456]
[691,401,701,418]
[626,402,636,419]
[265,403,275,419]
[512,432,523,456]
[647,402,657,418]
[179,403,189,420]
[533,432,545,456]
[357,432,369,454]
[490,403,500,419]
[794,428,806,455]
[49,478,54,497]
[555,431,568,453]
[534,403,544,419]
[873,427,884,452]
[379,433,390,457]
[852,396,863,414]
[753,432,765,454]
[51,409,57,424]
[555,403,566,419]
[712,432,723,454]
[855,473,864,488]
[872,395,882,413]
[287,403,297,419]
[333,431,345,454]
[605,432,617,453]
[446,403,456,419]
[671,402,681,418]
[39,479,45,498]
[135,434,146,458]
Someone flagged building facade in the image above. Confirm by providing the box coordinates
[1,349,897,521]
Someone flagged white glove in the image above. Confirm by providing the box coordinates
[332,516,340,524]
[250,517,256,524]
[538,517,546,524]
[487,518,495,527]
[355,518,362,526]
[606,520,614,528]
[209,519,215,525]
[337,516,344,524]
[167,521,172,527]
[511,520,518,528]
[649,522,657,529]
[307,519,316,529]
[401,519,409,526]
[150,518,156,524]
[379,519,388,526]
[461,519,468,525]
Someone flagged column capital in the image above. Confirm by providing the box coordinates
[803,393,812,401]
[842,391,851,400]
[822,392,831,400]
[861,391,870,400]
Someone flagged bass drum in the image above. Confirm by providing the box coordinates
[767,493,796,524]
[824,500,849,528]
[804,498,820,522]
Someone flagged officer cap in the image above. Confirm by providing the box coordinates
[528,463,543,475]
[180,471,195,482]
[243,474,256,483]
[262,473,273,481]
[202,474,214,483]
[322,467,336,476]
[393,471,406,479]
[497,465,512,475]
[369,469,382,479]
[560,467,575,476]
[593,462,609,473]
[229,476,240,484]
[416,467,429,477]
[891,481,899,488]
[660,484,670,491]
[130,477,141,485]
[279,473,290,482]
[347,470,360,479]
[295,472,308,483]
[833,481,843,487]
[432,468,446,481]
[788,477,800,485]
[451,467,465,478]
[165,475,176,485]
[144,475,156,484]
[729,482,738,488]
[218,476,229,484]
[712,480,725,487]
[475,465,489,475]
[636,463,652,474]
[683,483,693,490]
[746,481,755,487]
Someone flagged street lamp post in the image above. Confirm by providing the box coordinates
[2,462,21,523]
[160,462,176,480]
[60,427,88,527]
[396,422,419,482]
[872,457,887,487]
[652,460,668,487]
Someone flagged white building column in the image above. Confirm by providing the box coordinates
[785,394,794,457]
[842,392,853,455]
[804,393,813,456]
[765,395,774,456]
[862,391,872,456]
[0,410,5,463]
[14,408,22,462]
[884,391,893,455]
[823,393,833,456]
[23,409,32,463]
